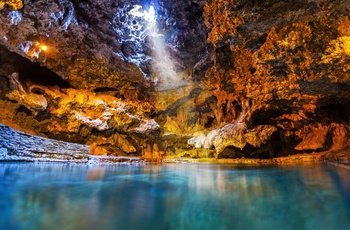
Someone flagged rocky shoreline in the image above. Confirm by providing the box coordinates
[1,122,349,165]
[162,151,350,165]
[0,123,146,165]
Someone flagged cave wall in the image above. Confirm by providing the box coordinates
[200,0,350,156]
[1,0,350,160]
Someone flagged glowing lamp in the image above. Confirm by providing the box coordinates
[40,45,48,51]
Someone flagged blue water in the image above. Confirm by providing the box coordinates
[0,163,349,230]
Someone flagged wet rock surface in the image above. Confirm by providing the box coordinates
[0,0,350,161]
[0,124,145,164]
[0,123,90,162]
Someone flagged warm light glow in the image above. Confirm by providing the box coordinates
[40,45,48,51]
[322,36,350,68]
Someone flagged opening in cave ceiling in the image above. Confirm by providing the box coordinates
[113,2,187,90]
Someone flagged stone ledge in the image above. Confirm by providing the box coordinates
[0,124,147,164]
[0,124,90,163]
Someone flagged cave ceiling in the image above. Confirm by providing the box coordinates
[0,0,209,92]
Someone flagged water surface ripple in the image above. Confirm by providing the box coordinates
[0,162,349,230]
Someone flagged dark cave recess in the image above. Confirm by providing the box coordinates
[0,46,71,89]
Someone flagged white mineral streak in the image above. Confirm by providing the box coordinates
[189,121,277,154]
[0,148,7,157]
[49,12,64,21]
[101,111,113,120]
[113,100,128,112]
[61,2,75,31]
[134,119,160,132]
[8,11,22,25]
[204,122,247,150]
[18,41,32,54]
[18,41,43,58]
[74,112,109,131]
[188,132,206,148]
[49,2,75,30]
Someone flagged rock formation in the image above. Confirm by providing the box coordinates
[0,124,144,164]
[0,0,350,161]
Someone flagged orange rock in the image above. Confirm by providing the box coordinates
[330,124,350,151]
[89,143,108,156]
[295,124,329,151]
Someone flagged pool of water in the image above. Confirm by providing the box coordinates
[0,162,349,230]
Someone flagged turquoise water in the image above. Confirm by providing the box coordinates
[0,163,349,230]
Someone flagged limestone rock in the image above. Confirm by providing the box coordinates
[6,90,47,115]
[329,124,350,151]
[245,125,278,148]
[188,132,206,148]
[204,122,247,153]
[1,83,159,157]
[295,124,330,151]
[189,121,277,158]
[294,123,350,152]
[132,119,160,134]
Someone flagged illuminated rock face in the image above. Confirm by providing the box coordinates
[201,0,350,157]
[0,0,350,160]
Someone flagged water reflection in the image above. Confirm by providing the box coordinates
[324,164,350,219]
[87,167,106,181]
[0,163,349,230]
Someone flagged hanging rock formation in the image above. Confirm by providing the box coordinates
[0,0,350,161]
